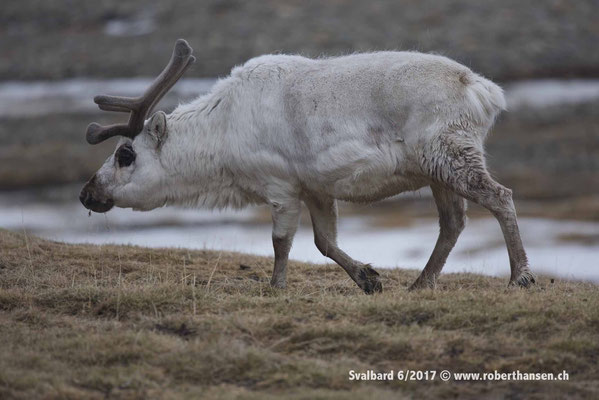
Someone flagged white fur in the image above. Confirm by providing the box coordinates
[94,51,506,213]
[87,50,537,291]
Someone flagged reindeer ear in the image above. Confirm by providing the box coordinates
[147,111,167,146]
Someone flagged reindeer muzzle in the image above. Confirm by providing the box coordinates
[80,176,114,213]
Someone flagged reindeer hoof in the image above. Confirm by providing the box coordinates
[509,269,536,288]
[357,265,383,294]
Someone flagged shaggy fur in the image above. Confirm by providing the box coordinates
[81,51,534,292]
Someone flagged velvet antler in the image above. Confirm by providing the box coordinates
[86,39,195,144]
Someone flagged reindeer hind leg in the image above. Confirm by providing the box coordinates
[421,133,535,287]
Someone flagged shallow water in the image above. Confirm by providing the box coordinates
[0,78,215,117]
[2,189,598,283]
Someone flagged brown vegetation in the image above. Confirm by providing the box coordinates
[1,229,598,399]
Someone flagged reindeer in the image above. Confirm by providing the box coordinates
[80,39,535,293]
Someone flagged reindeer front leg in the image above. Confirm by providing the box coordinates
[270,199,301,289]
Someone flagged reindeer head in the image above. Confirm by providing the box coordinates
[80,39,195,213]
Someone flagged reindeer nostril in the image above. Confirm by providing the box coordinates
[79,190,91,206]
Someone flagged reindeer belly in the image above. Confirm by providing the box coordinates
[329,174,427,203]
[303,140,428,203]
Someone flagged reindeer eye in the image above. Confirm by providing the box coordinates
[116,143,136,168]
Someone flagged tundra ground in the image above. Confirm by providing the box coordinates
[0,229,598,399]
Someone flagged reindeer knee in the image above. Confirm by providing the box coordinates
[314,236,328,257]
[314,233,336,257]
[273,234,293,254]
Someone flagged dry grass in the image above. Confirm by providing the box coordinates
[1,229,598,399]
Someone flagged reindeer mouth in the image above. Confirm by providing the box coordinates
[79,190,114,213]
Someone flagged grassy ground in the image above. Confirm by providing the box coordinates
[1,229,598,399]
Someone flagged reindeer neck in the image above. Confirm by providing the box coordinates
[157,95,251,209]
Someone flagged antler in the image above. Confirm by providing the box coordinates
[86,39,195,144]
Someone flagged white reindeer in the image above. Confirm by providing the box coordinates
[80,39,535,293]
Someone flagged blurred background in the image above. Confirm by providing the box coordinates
[1,0,598,281]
